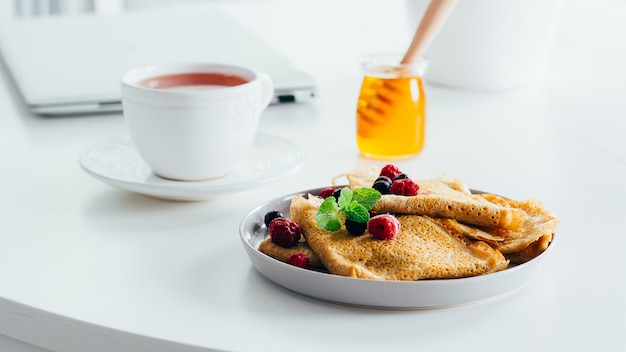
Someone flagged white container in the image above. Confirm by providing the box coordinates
[121,63,273,181]
[406,0,562,91]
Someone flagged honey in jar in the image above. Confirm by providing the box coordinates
[356,54,428,159]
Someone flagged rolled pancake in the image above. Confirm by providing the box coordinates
[430,194,559,263]
[371,180,528,230]
[333,168,526,230]
[505,234,553,264]
[289,195,509,280]
[477,193,560,262]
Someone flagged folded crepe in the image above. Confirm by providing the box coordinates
[475,193,560,263]
[335,169,527,231]
[286,195,509,280]
[421,193,559,264]
[372,180,528,230]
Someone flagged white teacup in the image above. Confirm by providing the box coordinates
[121,63,273,181]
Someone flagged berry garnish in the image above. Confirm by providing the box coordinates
[268,218,302,248]
[345,219,367,235]
[286,253,312,268]
[316,187,381,232]
[263,210,284,227]
[380,164,402,180]
[394,173,409,180]
[319,187,336,199]
[368,214,401,240]
[375,176,393,185]
[332,187,344,201]
[372,181,390,194]
[372,176,392,194]
[389,178,419,196]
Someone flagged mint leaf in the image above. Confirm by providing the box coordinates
[337,187,353,211]
[352,187,381,210]
[344,201,370,223]
[315,197,342,231]
[315,187,382,232]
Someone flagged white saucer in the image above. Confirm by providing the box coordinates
[79,133,304,201]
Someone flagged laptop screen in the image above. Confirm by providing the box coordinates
[0,6,316,116]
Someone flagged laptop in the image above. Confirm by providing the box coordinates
[0,5,316,116]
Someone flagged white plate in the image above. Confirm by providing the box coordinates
[79,133,304,201]
[240,188,555,309]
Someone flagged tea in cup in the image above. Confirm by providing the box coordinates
[121,63,273,181]
[356,53,428,159]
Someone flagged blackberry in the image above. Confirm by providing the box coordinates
[263,210,284,227]
[345,219,367,235]
[372,180,391,194]
[332,187,344,201]
[372,176,392,194]
[375,176,393,184]
[394,173,409,180]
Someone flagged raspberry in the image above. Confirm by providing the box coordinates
[389,178,419,196]
[319,187,336,199]
[269,218,302,248]
[286,253,312,268]
[367,214,400,240]
[263,210,284,227]
[380,164,402,180]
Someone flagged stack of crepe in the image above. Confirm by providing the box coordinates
[258,168,560,281]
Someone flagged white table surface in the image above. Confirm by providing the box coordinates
[1,0,625,351]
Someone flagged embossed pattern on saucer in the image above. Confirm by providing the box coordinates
[79,133,304,201]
